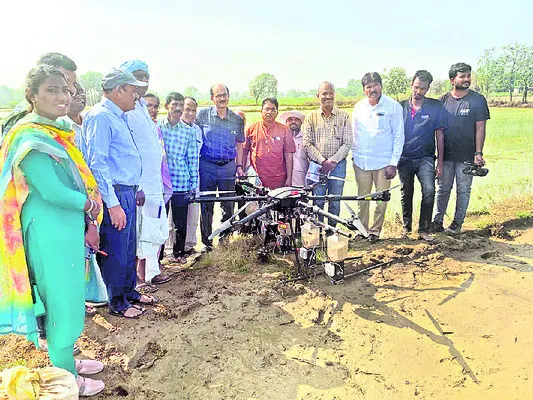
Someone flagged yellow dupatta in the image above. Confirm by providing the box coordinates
[0,115,101,338]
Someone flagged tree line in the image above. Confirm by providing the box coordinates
[0,42,530,109]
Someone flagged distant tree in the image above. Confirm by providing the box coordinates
[476,47,505,99]
[518,46,533,103]
[0,85,24,108]
[499,42,528,102]
[428,78,450,97]
[79,71,103,106]
[285,89,308,99]
[249,73,277,104]
[383,67,409,101]
[343,79,363,97]
[183,86,199,99]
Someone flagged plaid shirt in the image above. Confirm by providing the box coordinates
[302,107,353,164]
[158,118,198,192]
[195,107,245,160]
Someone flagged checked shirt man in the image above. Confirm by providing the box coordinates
[159,109,198,262]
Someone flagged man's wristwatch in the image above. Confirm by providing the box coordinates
[474,151,483,156]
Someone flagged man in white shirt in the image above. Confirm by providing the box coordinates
[352,72,404,241]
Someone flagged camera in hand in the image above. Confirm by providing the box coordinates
[463,161,489,177]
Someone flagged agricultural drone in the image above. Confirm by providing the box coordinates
[190,174,399,284]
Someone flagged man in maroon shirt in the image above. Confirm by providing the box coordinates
[242,98,296,189]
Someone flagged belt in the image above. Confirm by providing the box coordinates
[200,157,234,167]
[113,184,138,192]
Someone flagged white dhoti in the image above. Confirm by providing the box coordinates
[137,194,168,282]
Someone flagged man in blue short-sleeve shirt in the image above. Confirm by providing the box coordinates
[399,70,447,242]
[195,83,245,251]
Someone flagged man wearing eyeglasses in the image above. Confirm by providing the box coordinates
[195,83,245,252]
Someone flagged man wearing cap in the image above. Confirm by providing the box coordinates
[83,68,152,319]
[195,83,245,252]
[120,60,171,289]
[280,110,308,187]
[243,98,295,189]
[303,82,353,225]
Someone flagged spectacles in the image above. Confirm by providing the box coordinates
[147,104,160,109]
[214,93,228,99]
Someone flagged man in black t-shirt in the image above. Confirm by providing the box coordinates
[433,63,490,235]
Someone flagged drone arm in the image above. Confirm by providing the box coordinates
[310,192,391,202]
[298,201,350,227]
[234,202,277,226]
[304,216,352,238]
[190,195,264,203]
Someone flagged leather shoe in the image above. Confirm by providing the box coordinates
[418,232,435,242]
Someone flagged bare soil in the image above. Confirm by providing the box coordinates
[2,203,533,399]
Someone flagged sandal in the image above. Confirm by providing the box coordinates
[108,305,146,319]
[133,294,159,305]
[168,256,188,264]
[85,305,98,316]
[136,282,159,294]
[150,273,172,285]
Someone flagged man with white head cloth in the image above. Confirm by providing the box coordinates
[121,60,171,288]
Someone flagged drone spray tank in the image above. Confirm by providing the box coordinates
[327,234,349,262]
[301,222,320,248]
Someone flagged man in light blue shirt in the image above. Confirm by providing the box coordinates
[83,68,151,319]
[352,72,404,241]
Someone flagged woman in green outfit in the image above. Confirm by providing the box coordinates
[0,65,105,396]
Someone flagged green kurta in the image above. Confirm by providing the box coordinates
[19,138,87,351]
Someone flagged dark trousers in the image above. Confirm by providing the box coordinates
[398,157,435,233]
[199,159,236,247]
[170,192,189,256]
[97,185,140,312]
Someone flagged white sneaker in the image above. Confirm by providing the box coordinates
[77,375,105,397]
[76,359,104,375]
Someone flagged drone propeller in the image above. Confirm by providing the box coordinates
[344,203,368,237]
[198,190,236,196]
[208,202,249,240]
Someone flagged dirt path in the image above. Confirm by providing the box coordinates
[1,218,533,399]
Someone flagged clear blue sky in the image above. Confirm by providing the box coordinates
[1,0,531,93]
